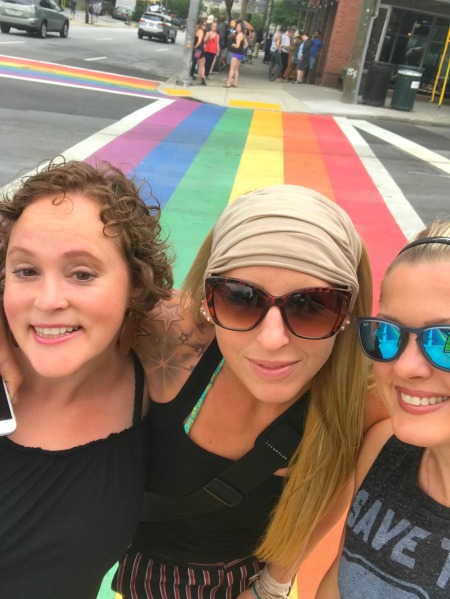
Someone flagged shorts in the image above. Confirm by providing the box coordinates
[232,53,245,60]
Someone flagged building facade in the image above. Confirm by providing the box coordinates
[315,0,450,91]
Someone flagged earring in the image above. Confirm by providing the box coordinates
[200,302,211,323]
[119,310,136,357]
[340,319,351,331]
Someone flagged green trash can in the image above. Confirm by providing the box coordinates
[391,67,423,111]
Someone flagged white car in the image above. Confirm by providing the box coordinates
[138,12,176,43]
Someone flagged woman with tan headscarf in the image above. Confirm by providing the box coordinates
[108,184,379,599]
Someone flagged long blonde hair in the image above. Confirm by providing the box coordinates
[182,227,373,565]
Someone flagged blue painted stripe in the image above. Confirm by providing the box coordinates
[131,103,227,209]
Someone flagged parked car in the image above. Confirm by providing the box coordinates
[112,4,127,20]
[138,12,176,43]
[0,0,69,37]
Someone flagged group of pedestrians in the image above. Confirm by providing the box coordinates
[268,27,323,84]
[190,16,253,88]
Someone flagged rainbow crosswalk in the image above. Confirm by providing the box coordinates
[0,54,160,96]
[1,54,411,599]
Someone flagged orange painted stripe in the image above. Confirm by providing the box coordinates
[282,113,335,201]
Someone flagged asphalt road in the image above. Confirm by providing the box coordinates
[0,21,449,233]
[0,14,184,79]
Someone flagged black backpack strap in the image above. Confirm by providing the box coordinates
[141,395,309,521]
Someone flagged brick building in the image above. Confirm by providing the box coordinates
[303,0,450,90]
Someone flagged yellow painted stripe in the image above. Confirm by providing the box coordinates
[162,88,193,96]
[229,110,284,201]
[229,99,281,110]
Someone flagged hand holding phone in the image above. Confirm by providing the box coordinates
[0,379,16,436]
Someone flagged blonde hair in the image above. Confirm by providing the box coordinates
[383,221,450,289]
[182,230,372,566]
[257,244,371,564]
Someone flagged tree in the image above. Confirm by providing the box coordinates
[167,0,189,18]
[270,0,299,28]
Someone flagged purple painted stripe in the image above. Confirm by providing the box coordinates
[86,99,199,173]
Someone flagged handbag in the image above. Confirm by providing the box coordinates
[194,49,202,59]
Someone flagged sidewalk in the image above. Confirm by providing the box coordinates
[68,15,449,124]
[160,52,450,125]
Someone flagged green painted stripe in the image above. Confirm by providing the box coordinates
[161,107,254,287]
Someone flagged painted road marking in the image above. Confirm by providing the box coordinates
[0,55,160,94]
[160,107,252,282]
[0,41,25,44]
[229,99,281,110]
[0,99,173,198]
[336,117,424,241]
[229,110,284,200]
[162,87,192,96]
[350,119,450,176]
[85,56,108,61]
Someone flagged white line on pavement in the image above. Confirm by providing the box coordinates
[0,41,25,44]
[0,72,161,99]
[0,98,173,197]
[335,117,424,240]
[95,37,113,40]
[85,56,108,61]
[350,119,450,177]
[156,49,168,52]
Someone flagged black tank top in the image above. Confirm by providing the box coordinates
[132,340,307,563]
[0,356,149,599]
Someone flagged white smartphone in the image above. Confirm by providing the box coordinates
[0,379,16,436]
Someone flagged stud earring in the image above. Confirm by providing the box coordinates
[340,319,351,331]
[200,303,211,323]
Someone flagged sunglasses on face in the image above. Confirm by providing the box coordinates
[355,317,450,372]
[205,277,352,340]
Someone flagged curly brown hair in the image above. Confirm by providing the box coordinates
[0,158,173,318]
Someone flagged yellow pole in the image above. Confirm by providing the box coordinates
[438,56,450,108]
[431,27,450,103]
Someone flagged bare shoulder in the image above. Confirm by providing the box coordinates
[134,291,215,403]
[355,419,393,489]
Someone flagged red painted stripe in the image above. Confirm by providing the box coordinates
[309,115,407,306]
[282,113,335,200]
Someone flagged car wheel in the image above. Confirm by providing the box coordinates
[39,21,47,38]
[60,20,69,38]
[0,24,10,33]
[138,30,144,39]
[164,31,169,43]
[171,33,176,43]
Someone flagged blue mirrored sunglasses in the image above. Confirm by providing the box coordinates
[355,317,450,372]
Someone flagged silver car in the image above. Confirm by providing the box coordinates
[138,12,176,43]
[0,0,69,38]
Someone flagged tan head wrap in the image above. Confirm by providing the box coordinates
[205,186,362,310]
